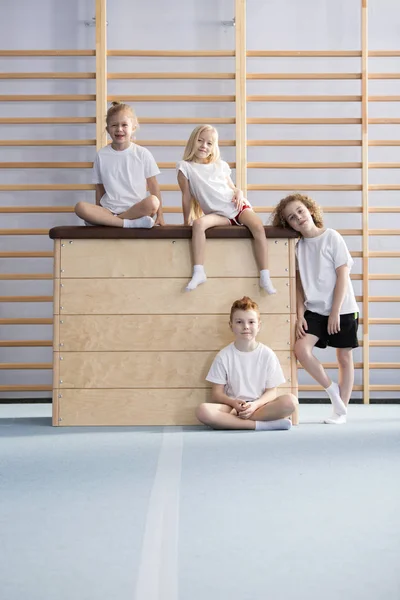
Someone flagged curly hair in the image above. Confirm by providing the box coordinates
[270,193,324,233]
[229,296,260,322]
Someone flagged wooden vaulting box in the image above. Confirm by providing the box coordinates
[49,226,298,426]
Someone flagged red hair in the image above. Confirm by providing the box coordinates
[229,296,260,322]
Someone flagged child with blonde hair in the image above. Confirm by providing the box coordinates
[75,101,164,228]
[196,296,297,431]
[177,125,276,293]
[271,193,359,425]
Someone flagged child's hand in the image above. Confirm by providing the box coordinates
[237,402,256,419]
[327,312,340,335]
[231,399,249,414]
[296,316,308,339]
[232,190,244,211]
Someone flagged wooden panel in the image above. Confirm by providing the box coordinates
[59,314,291,351]
[60,278,291,315]
[57,387,293,427]
[59,239,289,278]
[58,351,291,389]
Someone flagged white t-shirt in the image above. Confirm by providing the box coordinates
[206,342,286,403]
[296,228,359,316]
[177,159,249,219]
[92,143,160,214]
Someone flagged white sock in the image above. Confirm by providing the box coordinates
[123,216,154,229]
[325,382,347,416]
[259,269,277,294]
[255,418,292,431]
[324,413,347,425]
[186,265,207,291]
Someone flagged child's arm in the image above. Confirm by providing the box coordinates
[95,184,106,206]
[226,176,244,210]
[177,171,192,225]
[147,176,164,226]
[210,383,247,413]
[237,388,278,419]
[328,264,349,334]
[296,271,308,338]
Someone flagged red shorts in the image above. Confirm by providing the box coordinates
[229,202,253,226]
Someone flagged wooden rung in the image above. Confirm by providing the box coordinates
[247,95,362,102]
[370,341,400,347]
[0,251,53,258]
[369,230,400,235]
[159,185,180,191]
[370,318,400,324]
[0,363,52,370]
[247,118,362,124]
[248,185,362,191]
[247,51,362,57]
[137,140,235,146]
[158,162,235,169]
[369,51,400,57]
[369,163,400,169]
[0,162,92,169]
[369,74,400,79]
[139,118,236,124]
[355,296,362,302]
[351,251,363,257]
[351,274,363,280]
[247,162,361,168]
[0,296,53,302]
[0,140,96,146]
[369,118,400,124]
[369,185,400,190]
[369,363,400,368]
[247,73,361,80]
[0,95,96,101]
[369,296,400,302]
[0,184,94,191]
[370,385,400,391]
[108,50,235,57]
[0,274,52,280]
[299,385,363,391]
[0,207,74,214]
[370,96,400,102]
[108,72,235,79]
[247,140,361,146]
[370,251,400,257]
[0,117,96,124]
[0,50,95,56]
[0,318,53,325]
[369,141,400,146]
[0,385,52,391]
[108,95,235,102]
[370,275,400,280]
[0,340,52,347]
[0,72,95,79]
[0,229,50,236]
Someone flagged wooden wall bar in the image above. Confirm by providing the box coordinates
[0,0,399,402]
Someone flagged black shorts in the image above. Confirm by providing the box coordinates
[304,310,359,349]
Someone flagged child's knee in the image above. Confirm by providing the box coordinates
[192,218,206,233]
[196,403,213,425]
[285,393,298,414]
[337,349,353,368]
[75,201,88,218]
[148,195,160,215]
[294,339,308,361]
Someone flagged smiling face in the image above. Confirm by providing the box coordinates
[282,200,314,234]
[230,309,261,344]
[193,129,216,162]
[106,110,136,150]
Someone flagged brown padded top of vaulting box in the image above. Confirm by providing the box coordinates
[49,225,298,240]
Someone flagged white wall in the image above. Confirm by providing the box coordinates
[0,0,398,399]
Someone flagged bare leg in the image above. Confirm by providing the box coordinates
[75,202,123,227]
[249,393,298,422]
[295,334,331,389]
[191,213,231,265]
[238,209,268,269]
[118,195,159,220]
[186,214,230,291]
[336,347,354,406]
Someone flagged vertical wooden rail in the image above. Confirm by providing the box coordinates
[361,0,370,403]
[235,0,247,192]
[96,0,107,150]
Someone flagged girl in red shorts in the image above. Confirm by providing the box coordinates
[177,125,275,293]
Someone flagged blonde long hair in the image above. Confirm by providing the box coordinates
[182,125,221,223]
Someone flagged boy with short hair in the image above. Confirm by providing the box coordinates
[196,296,298,431]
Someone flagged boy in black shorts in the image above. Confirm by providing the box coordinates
[272,194,359,425]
